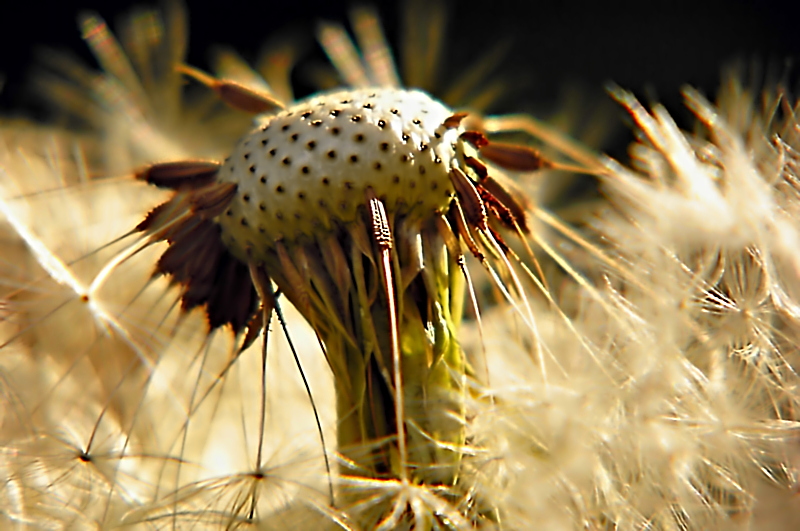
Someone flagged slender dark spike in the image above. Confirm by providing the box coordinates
[136,196,218,250]
[0,174,135,202]
[452,198,534,339]
[67,229,139,266]
[272,292,336,507]
[365,187,407,482]
[177,63,285,114]
[475,181,523,233]
[136,160,220,190]
[96,323,210,524]
[449,168,489,232]
[168,338,253,453]
[115,273,159,319]
[479,173,531,231]
[481,114,606,174]
[479,140,549,172]
[463,155,488,180]
[154,293,183,336]
[451,198,485,263]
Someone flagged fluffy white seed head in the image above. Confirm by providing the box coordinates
[217,87,463,262]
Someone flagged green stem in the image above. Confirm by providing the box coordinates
[330,230,467,486]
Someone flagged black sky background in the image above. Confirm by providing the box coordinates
[0,0,798,137]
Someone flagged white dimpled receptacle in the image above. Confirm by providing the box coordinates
[217,87,462,262]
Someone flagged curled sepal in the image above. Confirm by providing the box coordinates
[136,163,258,334]
[461,130,550,172]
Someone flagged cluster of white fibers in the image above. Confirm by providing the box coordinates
[465,77,800,529]
[0,124,336,527]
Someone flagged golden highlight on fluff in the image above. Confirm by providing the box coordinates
[1,2,798,529]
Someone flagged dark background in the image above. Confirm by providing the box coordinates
[0,0,797,129]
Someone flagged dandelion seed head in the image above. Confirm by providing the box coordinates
[218,87,462,260]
